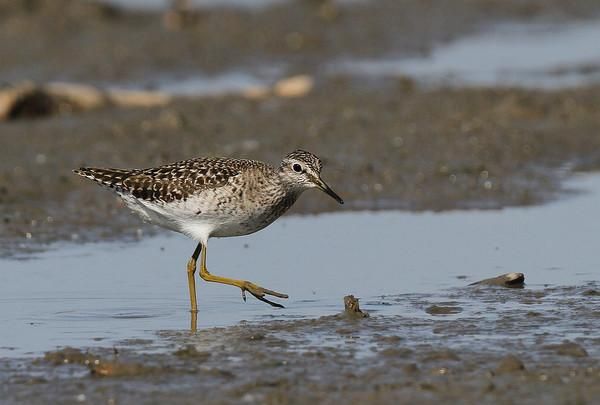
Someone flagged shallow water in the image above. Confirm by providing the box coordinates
[333,20,600,88]
[1,174,599,358]
[106,70,276,98]
[105,19,600,99]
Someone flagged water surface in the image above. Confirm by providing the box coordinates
[1,174,599,357]
[333,20,600,88]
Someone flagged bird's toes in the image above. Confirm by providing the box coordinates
[249,291,285,308]
[240,282,287,307]
[262,288,288,299]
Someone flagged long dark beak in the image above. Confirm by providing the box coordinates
[315,177,344,204]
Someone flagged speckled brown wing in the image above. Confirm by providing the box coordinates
[75,157,261,203]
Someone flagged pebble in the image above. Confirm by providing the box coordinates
[495,355,526,373]
[426,305,462,315]
[544,341,588,358]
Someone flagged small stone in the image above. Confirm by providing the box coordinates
[423,350,460,362]
[544,341,588,358]
[241,393,256,403]
[419,382,436,391]
[425,305,462,315]
[273,75,314,98]
[242,85,270,100]
[35,154,47,165]
[403,363,419,374]
[380,347,413,358]
[470,272,525,288]
[582,289,599,296]
[483,382,496,392]
[173,345,210,360]
[43,347,91,365]
[343,295,369,318]
[91,361,157,377]
[495,355,526,373]
[8,90,60,120]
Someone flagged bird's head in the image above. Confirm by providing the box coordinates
[279,149,344,204]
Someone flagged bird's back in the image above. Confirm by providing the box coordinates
[74,156,272,203]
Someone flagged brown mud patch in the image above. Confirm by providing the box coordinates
[2,283,599,404]
[3,84,600,255]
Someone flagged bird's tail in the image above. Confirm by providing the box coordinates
[73,167,132,190]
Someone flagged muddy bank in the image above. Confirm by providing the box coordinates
[6,341,598,405]
[2,283,598,404]
[2,83,600,254]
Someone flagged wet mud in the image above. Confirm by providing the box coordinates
[2,284,598,404]
[4,84,600,255]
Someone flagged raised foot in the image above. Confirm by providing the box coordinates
[240,281,288,308]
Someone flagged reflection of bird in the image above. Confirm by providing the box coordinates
[74,150,343,311]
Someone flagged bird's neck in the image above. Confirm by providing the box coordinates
[277,169,306,195]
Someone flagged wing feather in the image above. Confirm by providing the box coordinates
[75,157,269,203]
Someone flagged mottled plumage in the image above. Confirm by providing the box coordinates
[74,149,343,311]
[74,150,342,243]
[74,157,263,203]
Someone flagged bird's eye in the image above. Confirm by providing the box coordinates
[292,163,303,173]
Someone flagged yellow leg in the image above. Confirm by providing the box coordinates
[190,309,197,333]
[187,257,198,313]
[198,243,288,308]
[186,243,203,314]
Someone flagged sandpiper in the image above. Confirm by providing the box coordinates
[74,150,343,311]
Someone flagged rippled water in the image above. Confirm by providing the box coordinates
[1,174,599,357]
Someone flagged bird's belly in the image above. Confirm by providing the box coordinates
[119,193,186,233]
[183,187,293,238]
[119,185,295,240]
[205,209,277,237]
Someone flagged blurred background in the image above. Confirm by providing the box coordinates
[1,0,600,252]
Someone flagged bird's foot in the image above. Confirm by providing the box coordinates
[240,282,288,308]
